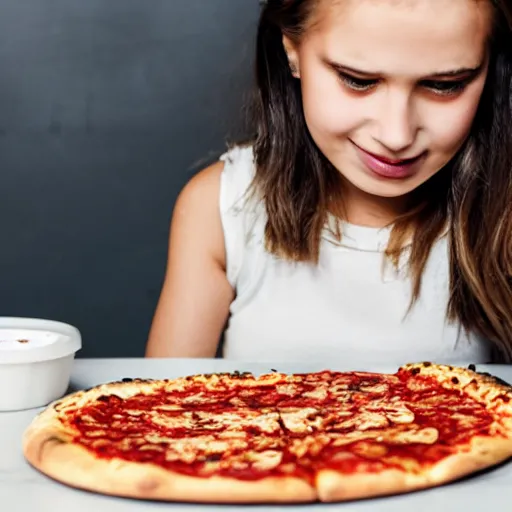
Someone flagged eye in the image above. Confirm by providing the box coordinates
[421,80,468,96]
[337,72,378,92]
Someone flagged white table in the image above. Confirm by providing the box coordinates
[1,358,511,512]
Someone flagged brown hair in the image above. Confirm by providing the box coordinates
[246,0,512,361]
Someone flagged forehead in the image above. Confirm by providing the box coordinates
[305,0,492,74]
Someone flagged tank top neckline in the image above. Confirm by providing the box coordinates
[322,215,394,252]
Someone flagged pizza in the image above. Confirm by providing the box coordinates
[22,362,512,503]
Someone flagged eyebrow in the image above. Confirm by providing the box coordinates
[325,60,485,79]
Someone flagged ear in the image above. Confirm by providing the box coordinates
[282,34,301,78]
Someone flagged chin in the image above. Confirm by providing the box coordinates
[341,173,420,199]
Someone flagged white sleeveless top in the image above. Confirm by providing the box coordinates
[218,146,491,365]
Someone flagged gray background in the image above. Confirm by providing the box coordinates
[0,0,259,357]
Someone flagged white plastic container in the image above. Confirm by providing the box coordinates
[0,317,82,411]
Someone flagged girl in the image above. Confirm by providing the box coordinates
[145,0,512,365]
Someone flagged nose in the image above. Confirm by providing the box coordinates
[374,91,417,154]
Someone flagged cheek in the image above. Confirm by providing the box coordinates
[425,80,486,155]
[426,100,481,157]
[300,69,361,138]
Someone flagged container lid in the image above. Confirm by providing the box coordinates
[0,317,82,364]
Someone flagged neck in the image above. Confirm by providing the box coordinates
[334,179,412,228]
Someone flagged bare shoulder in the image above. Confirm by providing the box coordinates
[171,159,226,265]
[174,160,224,222]
[177,160,224,206]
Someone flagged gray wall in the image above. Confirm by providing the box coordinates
[0,0,259,357]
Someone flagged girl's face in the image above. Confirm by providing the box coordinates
[284,0,492,225]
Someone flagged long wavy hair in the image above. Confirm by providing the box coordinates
[246,0,512,361]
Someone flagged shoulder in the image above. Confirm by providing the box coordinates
[176,159,223,210]
[170,159,225,269]
[171,144,257,269]
[176,144,255,213]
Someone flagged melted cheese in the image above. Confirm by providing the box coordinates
[154,404,183,411]
[217,430,246,439]
[331,430,383,446]
[330,384,349,394]
[194,411,281,434]
[384,456,421,472]
[125,409,145,417]
[149,409,281,435]
[80,414,99,424]
[148,434,249,459]
[150,412,196,430]
[351,441,388,458]
[385,409,415,424]
[253,436,284,451]
[331,426,439,446]
[359,383,389,394]
[116,437,146,450]
[228,397,246,407]
[385,427,439,445]
[363,400,416,424]
[90,439,112,449]
[303,387,328,400]
[280,408,321,433]
[144,433,202,445]
[139,444,164,452]
[334,412,389,431]
[163,379,189,392]
[276,384,297,396]
[289,435,330,458]
[83,429,107,437]
[182,393,211,404]
[245,450,283,470]
[250,412,282,434]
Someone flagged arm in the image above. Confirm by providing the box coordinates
[145,160,234,358]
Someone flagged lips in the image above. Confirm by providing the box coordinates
[365,150,420,166]
[352,143,424,180]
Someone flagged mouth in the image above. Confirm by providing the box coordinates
[351,142,425,180]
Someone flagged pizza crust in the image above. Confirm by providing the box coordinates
[316,467,428,502]
[426,435,512,484]
[316,433,512,501]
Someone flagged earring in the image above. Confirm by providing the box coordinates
[289,62,299,78]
